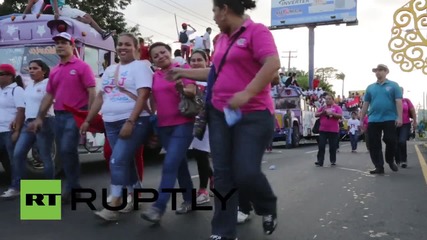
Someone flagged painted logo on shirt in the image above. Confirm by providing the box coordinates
[69,70,77,75]
[236,38,247,47]
[102,70,132,103]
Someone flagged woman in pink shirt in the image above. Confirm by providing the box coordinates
[167,1,280,239]
[140,42,197,224]
[395,88,417,168]
[314,93,343,167]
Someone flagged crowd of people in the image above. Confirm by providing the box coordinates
[314,64,418,172]
[0,1,279,239]
[0,0,426,239]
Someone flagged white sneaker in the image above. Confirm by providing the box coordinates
[237,210,250,224]
[107,194,113,203]
[119,194,134,213]
[94,208,119,221]
[196,192,210,205]
[0,188,19,198]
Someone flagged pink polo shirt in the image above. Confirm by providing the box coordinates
[211,17,278,114]
[152,64,195,127]
[402,98,414,124]
[47,56,96,110]
[317,104,343,133]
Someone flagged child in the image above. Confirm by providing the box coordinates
[38,0,112,40]
[348,112,361,152]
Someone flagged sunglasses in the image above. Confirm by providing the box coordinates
[0,72,11,76]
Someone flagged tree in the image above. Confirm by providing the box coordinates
[335,72,346,97]
[315,67,338,82]
[295,71,335,95]
[0,0,140,36]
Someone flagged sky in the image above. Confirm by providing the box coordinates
[122,0,427,109]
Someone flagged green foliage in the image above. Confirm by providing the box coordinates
[295,70,335,95]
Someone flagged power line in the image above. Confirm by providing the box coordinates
[164,0,215,26]
[126,18,177,41]
[141,0,212,30]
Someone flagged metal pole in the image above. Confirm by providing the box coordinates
[342,80,344,97]
[308,26,315,89]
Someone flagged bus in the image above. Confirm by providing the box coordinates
[272,86,318,147]
[0,13,116,178]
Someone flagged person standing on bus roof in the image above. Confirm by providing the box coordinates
[28,32,97,204]
[37,0,112,40]
[22,0,44,17]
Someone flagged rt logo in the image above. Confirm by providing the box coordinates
[20,180,62,220]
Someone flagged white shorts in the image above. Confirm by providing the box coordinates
[59,5,86,19]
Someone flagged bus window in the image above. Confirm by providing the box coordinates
[0,47,25,72]
[98,49,111,77]
[22,46,59,73]
[84,46,99,76]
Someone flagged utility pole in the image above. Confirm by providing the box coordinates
[281,51,297,73]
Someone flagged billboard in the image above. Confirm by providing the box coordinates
[270,0,358,29]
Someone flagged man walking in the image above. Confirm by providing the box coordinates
[359,64,402,174]
[29,32,96,202]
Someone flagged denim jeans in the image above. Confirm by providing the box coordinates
[0,131,14,181]
[286,127,293,146]
[11,118,55,190]
[349,132,359,151]
[153,122,194,213]
[104,117,151,197]
[54,111,81,193]
[317,131,339,165]
[395,123,411,164]
[208,107,277,238]
[368,121,396,170]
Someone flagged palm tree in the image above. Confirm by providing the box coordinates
[336,72,346,97]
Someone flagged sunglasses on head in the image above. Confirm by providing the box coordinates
[0,72,11,76]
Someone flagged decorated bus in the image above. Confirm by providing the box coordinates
[0,13,116,177]
[272,86,318,147]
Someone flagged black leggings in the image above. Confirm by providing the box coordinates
[193,149,213,189]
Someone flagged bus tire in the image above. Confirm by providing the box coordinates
[292,125,300,148]
[26,141,62,179]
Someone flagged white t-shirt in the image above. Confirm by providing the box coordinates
[100,60,153,122]
[24,78,54,119]
[31,0,43,14]
[174,57,187,66]
[181,30,195,46]
[348,118,360,135]
[0,83,25,133]
[193,36,204,50]
[203,32,211,50]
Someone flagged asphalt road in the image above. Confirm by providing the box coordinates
[1,140,427,240]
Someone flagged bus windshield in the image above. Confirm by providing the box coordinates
[275,96,300,110]
[0,46,59,74]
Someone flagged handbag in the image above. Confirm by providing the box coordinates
[312,119,320,134]
[178,82,205,117]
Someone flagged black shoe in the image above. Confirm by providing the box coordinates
[401,163,407,168]
[101,31,113,40]
[315,162,323,167]
[389,163,398,172]
[369,168,385,174]
[209,235,237,240]
[262,214,277,235]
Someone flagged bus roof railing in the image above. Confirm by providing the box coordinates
[0,13,115,52]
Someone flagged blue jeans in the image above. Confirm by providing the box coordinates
[349,132,359,151]
[208,107,277,238]
[153,122,194,213]
[286,127,293,145]
[395,123,411,164]
[0,131,14,180]
[54,111,81,193]
[11,118,55,190]
[104,117,151,197]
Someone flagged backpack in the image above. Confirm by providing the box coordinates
[179,31,188,43]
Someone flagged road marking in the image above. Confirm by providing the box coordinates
[337,167,375,177]
[305,143,351,154]
[414,145,427,185]
[191,175,199,179]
